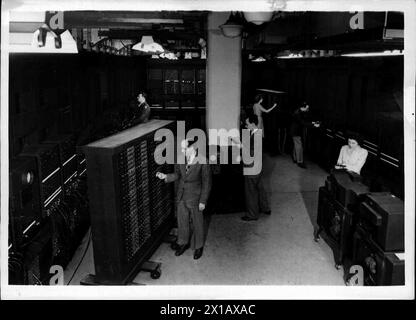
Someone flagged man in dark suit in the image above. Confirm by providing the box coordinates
[241,114,271,221]
[156,139,212,260]
[133,91,151,124]
[290,101,310,169]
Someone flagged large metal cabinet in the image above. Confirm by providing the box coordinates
[147,60,206,110]
[82,120,175,284]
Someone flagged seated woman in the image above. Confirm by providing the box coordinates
[335,132,368,175]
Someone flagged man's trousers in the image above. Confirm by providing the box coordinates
[176,201,204,250]
[244,174,270,219]
[292,136,304,164]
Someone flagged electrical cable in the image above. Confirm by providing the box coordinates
[31,272,42,285]
[66,228,91,285]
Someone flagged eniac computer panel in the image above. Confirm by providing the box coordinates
[44,134,78,187]
[82,119,175,284]
[21,143,63,217]
[9,156,42,248]
[353,225,404,286]
[315,172,370,268]
[358,192,404,252]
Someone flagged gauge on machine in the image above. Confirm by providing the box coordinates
[21,171,34,185]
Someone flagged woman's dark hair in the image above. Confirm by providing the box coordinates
[254,94,263,104]
[294,100,308,112]
[346,131,362,146]
[138,91,147,100]
[186,138,198,148]
[246,113,259,126]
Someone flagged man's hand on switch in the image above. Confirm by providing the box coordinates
[199,203,206,211]
[156,172,167,180]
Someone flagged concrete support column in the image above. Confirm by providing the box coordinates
[206,12,242,145]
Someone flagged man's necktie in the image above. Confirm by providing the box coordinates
[186,157,190,174]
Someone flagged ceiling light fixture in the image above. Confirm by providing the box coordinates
[243,12,274,25]
[341,50,403,57]
[252,56,266,62]
[276,53,303,59]
[219,12,244,38]
[9,24,78,53]
[111,18,183,24]
[159,52,178,60]
[132,35,165,54]
[34,24,77,53]
[269,0,287,10]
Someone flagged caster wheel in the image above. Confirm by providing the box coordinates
[335,264,341,270]
[313,229,321,242]
[151,269,161,279]
[345,274,354,286]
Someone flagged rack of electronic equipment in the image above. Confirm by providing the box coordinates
[8,134,90,285]
[315,170,404,286]
[9,119,176,285]
[80,120,176,285]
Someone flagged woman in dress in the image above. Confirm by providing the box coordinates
[252,94,278,137]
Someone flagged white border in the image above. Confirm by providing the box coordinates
[1,0,415,300]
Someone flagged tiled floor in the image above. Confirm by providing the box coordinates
[64,154,344,286]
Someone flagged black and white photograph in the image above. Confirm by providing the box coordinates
[1,0,415,300]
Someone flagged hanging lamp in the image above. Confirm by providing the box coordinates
[219,12,244,38]
[243,12,274,25]
[132,35,165,54]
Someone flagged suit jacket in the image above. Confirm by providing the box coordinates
[133,102,151,124]
[290,109,310,137]
[165,157,212,206]
[243,130,263,178]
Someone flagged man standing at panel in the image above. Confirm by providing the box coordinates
[290,101,310,169]
[156,139,212,260]
[133,90,151,124]
[240,114,271,221]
